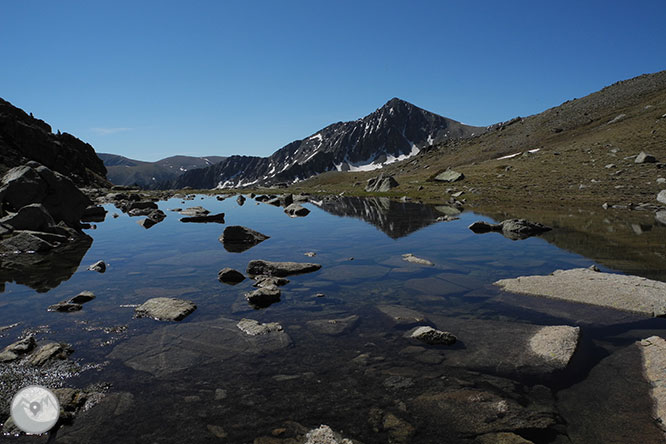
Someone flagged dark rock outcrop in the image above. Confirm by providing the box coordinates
[0,98,108,186]
[219,226,270,252]
[246,260,321,277]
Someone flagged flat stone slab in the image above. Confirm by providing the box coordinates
[134,297,197,321]
[246,260,321,277]
[377,305,428,326]
[306,315,359,336]
[108,317,291,376]
[434,170,464,182]
[495,268,666,316]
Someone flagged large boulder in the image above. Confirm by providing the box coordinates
[434,169,464,182]
[635,152,657,164]
[658,190,666,205]
[0,203,55,232]
[365,173,399,192]
[0,162,91,227]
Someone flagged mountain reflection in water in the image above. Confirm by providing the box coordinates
[314,196,448,239]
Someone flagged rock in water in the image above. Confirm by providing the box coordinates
[468,221,502,233]
[236,195,246,206]
[68,291,96,304]
[306,315,360,336]
[657,190,666,205]
[48,302,82,312]
[0,336,36,362]
[134,297,197,321]
[499,219,551,239]
[284,203,310,217]
[528,326,580,367]
[434,169,464,182]
[219,225,270,252]
[408,326,456,345]
[88,260,106,273]
[217,268,246,284]
[246,259,321,277]
[495,268,666,316]
[236,318,283,335]
[635,151,657,163]
[365,173,399,192]
[402,253,434,266]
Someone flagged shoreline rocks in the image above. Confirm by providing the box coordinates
[469,219,552,240]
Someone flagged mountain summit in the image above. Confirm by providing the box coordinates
[173,98,483,189]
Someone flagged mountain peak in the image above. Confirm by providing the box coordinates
[382,97,413,109]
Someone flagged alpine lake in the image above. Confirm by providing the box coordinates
[1,194,665,444]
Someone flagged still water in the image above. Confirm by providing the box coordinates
[1,195,664,443]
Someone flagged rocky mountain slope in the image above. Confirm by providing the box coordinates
[98,153,225,189]
[173,98,483,189]
[0,98,108,187]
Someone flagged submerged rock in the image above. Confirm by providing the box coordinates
[377,305,428,326]
[408,326,456,345]
[217,268,246,285]
[134,297,197,321]
[306,315,359,336]
[401,253,434,266]
[108,316,291,376]
[246,259,322,277]
[219,225,270,252]
[495,268,666,316]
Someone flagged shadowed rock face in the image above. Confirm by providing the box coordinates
[314,196,443,239]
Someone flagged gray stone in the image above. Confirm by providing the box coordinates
[434,170,464,182]
[306,315,359,335]
[88,260,106,273]
[217,267,246,284]
[365,173,399,192]
[236,318,283,335]
[219,225,270,252]
[253,275,289,289]
[638,336,666,433]
[657,190,666,205]
[284,203,310,217]
[408,326,456,345]
[499,219,552,239]
[246,259,321,277]
[495,268,666,316]
[401,253,433,266]
[635,152,657,164]
[28,342,72,366]
[0,231,56,252]
[435,205,462,216]
[134,297,197,321]
[303,425,355,444]
[528,326,580,367]
[236,195,246,206]
[0,336,36,362]
[656,210,666,226]
[48,301,83,312]
[178,206,209,217]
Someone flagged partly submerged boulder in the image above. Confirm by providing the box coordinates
[246,259,321,277]
[219,225,270,253]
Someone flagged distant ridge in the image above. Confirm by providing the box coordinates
[173,98,483,189]
[98,153,226,188]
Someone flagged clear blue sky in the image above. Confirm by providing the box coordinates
[2,1,664,161]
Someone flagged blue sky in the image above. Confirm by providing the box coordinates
[2,1,664,161]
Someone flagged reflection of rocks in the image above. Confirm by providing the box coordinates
[0,234,92,292]
[495,268,666,316]
[180,212,225,223]
[247,260,321,277]
[469,219,551,240]
[108,316,292,376]
[219,225,270,252]
[558,337,666,443]
[134,297,197,321]
[315,196,444,239]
